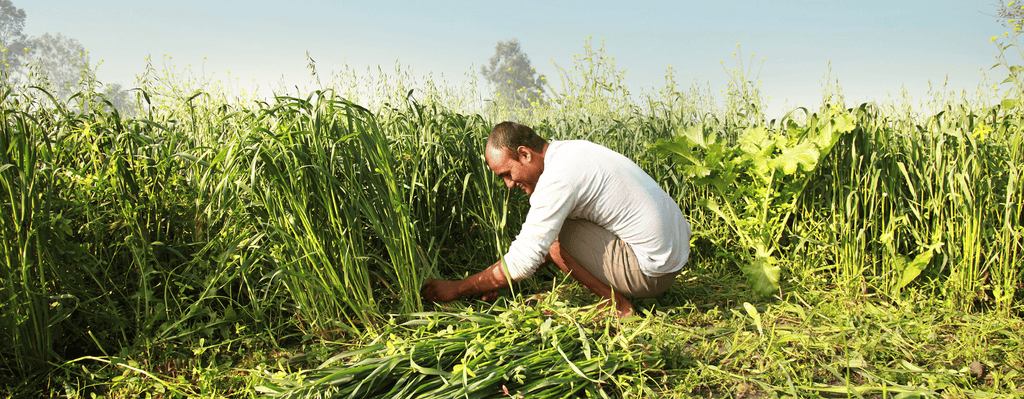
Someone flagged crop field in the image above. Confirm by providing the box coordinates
[1,40,1023,398]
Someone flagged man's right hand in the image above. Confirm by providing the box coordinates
[421,279,462,302]
[422,260,512,303]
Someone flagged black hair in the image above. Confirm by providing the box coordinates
[486,121,547,157]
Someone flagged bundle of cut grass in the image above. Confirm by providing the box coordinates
[258,304,659,398]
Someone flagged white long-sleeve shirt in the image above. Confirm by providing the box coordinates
[502,140,691,281]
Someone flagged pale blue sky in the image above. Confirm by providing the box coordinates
[19,0,1008,116]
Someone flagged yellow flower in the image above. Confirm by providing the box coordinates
[973,123,992,140]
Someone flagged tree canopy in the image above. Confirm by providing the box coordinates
[0,0,26,80]
[23,32,91,100]
[0,0,130,111]
[480,39,546,108]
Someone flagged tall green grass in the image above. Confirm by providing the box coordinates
[801,100,1023,312]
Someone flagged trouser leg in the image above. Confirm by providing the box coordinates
[557,219,678,298]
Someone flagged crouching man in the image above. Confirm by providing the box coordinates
[421,122,691,317]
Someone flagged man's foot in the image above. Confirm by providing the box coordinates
[596,297,634,318]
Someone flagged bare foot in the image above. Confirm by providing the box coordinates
[596,298,634,318]
[617,300,635,318]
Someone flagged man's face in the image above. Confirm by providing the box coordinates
[485,145,544,195]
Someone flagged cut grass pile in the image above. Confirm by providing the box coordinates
[53,272,1023,398]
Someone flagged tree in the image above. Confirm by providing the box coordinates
[0,1,99,103]
[0,0,26,81]
[103,83,136,115]
[23,32,92,101]
[0,0,128,110]
[480,39,546,108]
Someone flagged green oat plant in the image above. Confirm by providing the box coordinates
[1,62,284,390]
[252,92,388,333]
[799,79,1023,310]
[248,87,509,334]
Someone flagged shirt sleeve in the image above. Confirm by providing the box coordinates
[501,177,577,281]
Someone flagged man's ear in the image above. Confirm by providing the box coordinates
[517,146,531,162]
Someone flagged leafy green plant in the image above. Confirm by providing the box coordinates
[653,109,855,295]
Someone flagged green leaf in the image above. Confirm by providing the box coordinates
[681,163,712,178]
[680,124,710,149]
[651,139,690,160]
[739,126,770,154]
[742,253,780,296]
[743,302,764,336]
[698,198,731,226]
[652,137,711,177]
[773,141,820,175]
[895,249,934,292]
[749,153,773,182]
[832,112,856,134]
[810,112,854,152]
[1002,98,1018,109]
[409,355,452,377]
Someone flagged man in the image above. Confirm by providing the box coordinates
[421,122,691,317]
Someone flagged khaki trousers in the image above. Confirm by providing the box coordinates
[558,219,678,298]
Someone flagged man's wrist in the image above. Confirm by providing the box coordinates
[454,279,469,298]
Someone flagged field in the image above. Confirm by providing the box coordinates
[1,40,1023,397]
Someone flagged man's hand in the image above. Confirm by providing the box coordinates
[421,261,512,304]
[421,279,463,302]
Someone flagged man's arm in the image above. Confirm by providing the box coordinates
[421,259,512,302]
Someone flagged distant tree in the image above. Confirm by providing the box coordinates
[0,0,26,81]
[23,33,92,101]
[480,39,546,108]
[1,0,128,109]
[103,83,136,115]
[0,0,102,104]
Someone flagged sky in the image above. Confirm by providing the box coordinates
[16,0,1011,118]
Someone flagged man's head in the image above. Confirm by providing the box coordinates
[485,122,548,195]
